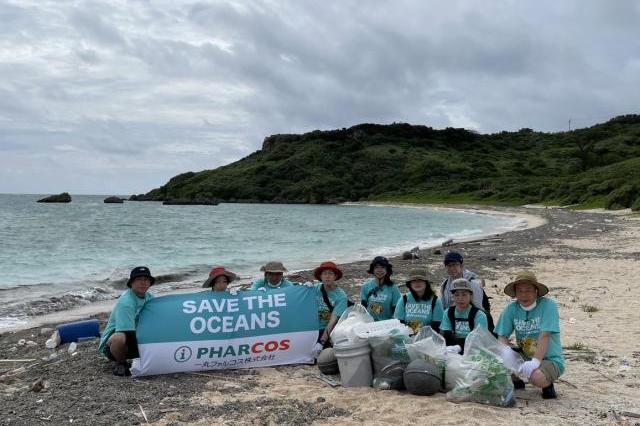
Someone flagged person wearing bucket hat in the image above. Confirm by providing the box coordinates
[495,271,564,399]
[359,256,401,321]
[98,266,155,376]
[202,266,238,292]
[250,261,297,291]
[308,261,350,351]
[394,268,444,334]
[439,278,488,353]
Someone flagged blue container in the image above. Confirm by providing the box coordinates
[56,319,101,343]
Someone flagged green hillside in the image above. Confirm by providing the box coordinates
[145,114,640,210]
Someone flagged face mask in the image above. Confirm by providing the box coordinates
[519,300,537,311]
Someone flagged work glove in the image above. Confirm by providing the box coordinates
[228,287,240,296]
[301,281,316,288]
[446,345,462,354]
[519,358,541,379]
[312,342,324,359]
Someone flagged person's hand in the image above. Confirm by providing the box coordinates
[446,345,461,354]
[301,281,315,288]
[228,287,240,296]
[519,358,541,379]
[312,342,323,359]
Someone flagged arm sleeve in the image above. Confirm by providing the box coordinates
[432,298,444,322]
[474,311,489,330]
[333,292,349,318]
[439,308,452,332]
[494,304,515,338]
[393,297,405,320]
[114,301,137,332]
[539,299,561,333]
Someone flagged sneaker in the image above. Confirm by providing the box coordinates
[113,362,131,377]
[542,383,557,399]
[512,378,526,389]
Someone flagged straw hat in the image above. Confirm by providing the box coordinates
[202,266,237,288]
[313,261,343,280]
[405,268,431,287]
[504,271,549,297]
[260,261,288,273]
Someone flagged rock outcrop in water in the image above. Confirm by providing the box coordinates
[129,193,155,201]
[37,192,72,203]
[103,196,124,203]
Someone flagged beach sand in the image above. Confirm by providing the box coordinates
[1,206,639,425]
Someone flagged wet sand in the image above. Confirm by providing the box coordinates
[1,205,639,425]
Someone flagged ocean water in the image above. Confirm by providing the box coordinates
[0,194,523,328]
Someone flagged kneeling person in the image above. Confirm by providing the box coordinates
[495,271,564,399]
[439,278,488,353]
[313,261,349,348]
[394,268,443,333]
[97,266,155,376]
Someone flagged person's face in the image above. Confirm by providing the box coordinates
[320,269,337,287]
[212,275,229,292]
[452,290,472,309]
[446,262,463,278]
[515,282,538,306]
[266,271,283,285]
[131,276,151,297]
[373,265,387,280]
[409,280,427,294]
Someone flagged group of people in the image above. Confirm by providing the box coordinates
[98,251,564,400]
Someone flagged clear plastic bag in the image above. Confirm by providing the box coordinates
[405,326,447,375]
[443,352,464,392]
[330,304,374,345]
[445,327,519,407]
[368,328,413,390]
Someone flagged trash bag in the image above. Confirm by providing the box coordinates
[445,327,518,407]
[464,327,525,374]
[330,304,374,345]
[405,326,446,375]
[368,328,412,390]
[443,352,464,392]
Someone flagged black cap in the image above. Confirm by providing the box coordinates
[367,256,393,274]
[127,266,155,287]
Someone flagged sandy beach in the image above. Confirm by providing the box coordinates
[1,206,639,425]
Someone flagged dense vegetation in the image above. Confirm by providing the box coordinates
[145,115,640,210]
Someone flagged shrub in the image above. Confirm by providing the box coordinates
[604,184,638,209]
[631,197,640,211]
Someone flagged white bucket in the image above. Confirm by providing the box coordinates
[334,339,373,387]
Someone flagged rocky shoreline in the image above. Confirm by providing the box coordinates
[1,206,639,425]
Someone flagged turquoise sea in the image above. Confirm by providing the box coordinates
[0,194,523,328]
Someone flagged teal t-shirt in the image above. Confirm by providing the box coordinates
[98,288,153,355]
[314,282,348,330]
[250,278,295,291]
[393,293,444,333]
[494,297,565,374]
[440,305,488,338]
[359,279,401,321]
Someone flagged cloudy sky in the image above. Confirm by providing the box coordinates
[1,1,639,194]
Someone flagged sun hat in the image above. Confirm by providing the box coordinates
[405,268,431,287]
[260,261,288,273]
[367,256,393,274]
[313,261,343,281]
[504,271,549,297]
[202,266,238,288]
[444,251,464,265]
[450,278,473,293]
[127,266,155,287]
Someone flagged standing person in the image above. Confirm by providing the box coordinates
[495,271,564,399]
[439,278,488,353]
[202,266,237,292]
[360,256,401,321]
[440,251,495,332]
[250,261,296,290]
[394,268,444,333]
[312,261,349,348]
[98,266,155,376]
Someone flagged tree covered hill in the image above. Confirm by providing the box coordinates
[144,114,640,210]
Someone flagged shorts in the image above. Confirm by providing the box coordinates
[102,331,139,361]
[539,360,561,383]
